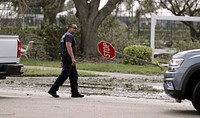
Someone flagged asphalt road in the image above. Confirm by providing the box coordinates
[0,90,199,118]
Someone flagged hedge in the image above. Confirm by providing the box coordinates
[123,45,152,65]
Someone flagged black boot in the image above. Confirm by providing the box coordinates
[48,90,59,98]
[71,93,84,98]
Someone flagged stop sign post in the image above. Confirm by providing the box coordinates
[98,41,116,59]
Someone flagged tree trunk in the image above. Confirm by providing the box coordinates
[80,24,98,56]
[73,0,123,57]
[41,0,65,28]
[190,27,200,41]
[182,21,200,41]
[160,0,200,41]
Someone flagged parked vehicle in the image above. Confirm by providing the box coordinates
[164,49,200,112]
[0,35,23,79]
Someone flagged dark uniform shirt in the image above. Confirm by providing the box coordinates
[60,32,76,62]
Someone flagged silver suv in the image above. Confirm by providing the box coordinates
[164,49,200,112]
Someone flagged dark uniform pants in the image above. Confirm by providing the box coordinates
[49,62,79,94]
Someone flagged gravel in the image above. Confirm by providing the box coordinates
[0,66,172,100]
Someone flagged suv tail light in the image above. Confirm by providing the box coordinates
[17,39,21,58]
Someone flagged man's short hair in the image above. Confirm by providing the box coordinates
[68,24,77,29]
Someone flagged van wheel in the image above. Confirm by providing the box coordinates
[192,81,200,113]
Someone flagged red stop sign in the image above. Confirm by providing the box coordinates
[98,41,116,59]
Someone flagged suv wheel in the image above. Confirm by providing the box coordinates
[192,81,200,112]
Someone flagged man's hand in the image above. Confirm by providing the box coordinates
[61,62,63,68]
[72,58,76,66]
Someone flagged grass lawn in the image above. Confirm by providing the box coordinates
[21,58,167,75]
[18,68,102,77]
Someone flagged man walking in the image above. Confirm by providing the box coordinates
[48,24,84,98]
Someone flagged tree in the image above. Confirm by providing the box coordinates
[123,0,134,39]
[128,0,160,36]
[119,0,160,38]
[137,0,159,14]
[65,0,75,11]
[42,0,65,27]
[12,0,65,27]
[73,0,123,57]
[160,0,200,41]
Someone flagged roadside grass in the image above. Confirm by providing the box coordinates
[18,68,101,77]
[77,63,166,75]
[21,58,167,75]
[21,58,60,68]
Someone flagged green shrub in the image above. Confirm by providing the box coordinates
[42,24,66,60]
[0,27,40,43]
[172,40,200,51]
[123,45,152,65]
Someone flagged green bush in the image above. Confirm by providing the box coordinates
[123,45,152,65]
[0,26,44,46]
[42,24,66,60]
[172,40,200,51]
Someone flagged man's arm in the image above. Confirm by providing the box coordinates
[66,42,76,65]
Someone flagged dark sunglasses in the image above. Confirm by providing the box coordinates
[72,27,77,29]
